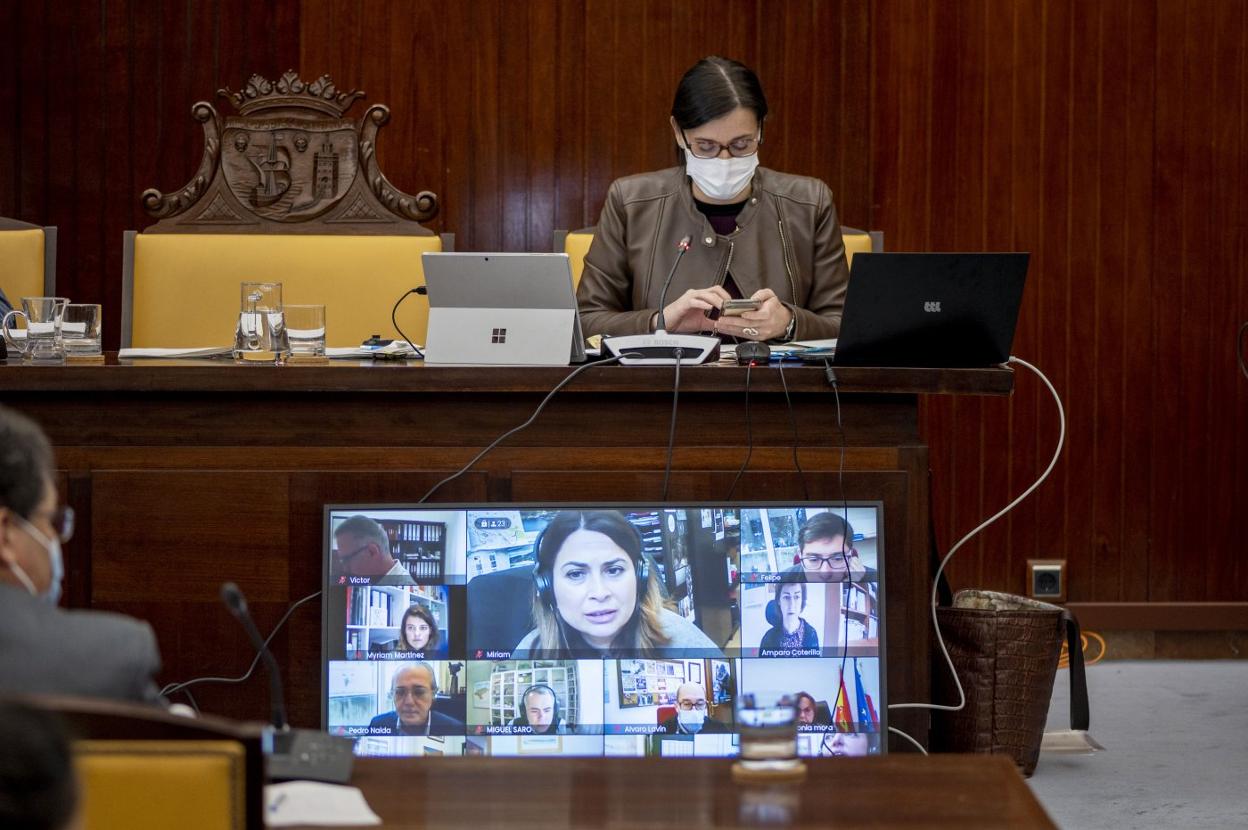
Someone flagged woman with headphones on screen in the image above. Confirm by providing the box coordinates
[512,510,720,657]
[576,56,850,342]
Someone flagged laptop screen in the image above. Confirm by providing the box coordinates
[322,503,886,758]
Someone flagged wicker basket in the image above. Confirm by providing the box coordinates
[930,590,1088,777]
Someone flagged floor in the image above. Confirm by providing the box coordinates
[1026,661,1248,829]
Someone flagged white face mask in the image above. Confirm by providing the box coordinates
[677,708,705,733]
[683,149,759,202]
[9,514,63,606]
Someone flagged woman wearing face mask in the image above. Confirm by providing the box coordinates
[512,510,722,658]
[395,603,443,656]
[577,56,850,343]
[759,582,819,651]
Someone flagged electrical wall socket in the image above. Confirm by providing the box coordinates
[1027,559,1067,602]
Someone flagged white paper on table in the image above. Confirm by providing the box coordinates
[264,781,381,827]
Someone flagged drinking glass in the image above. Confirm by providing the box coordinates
[62,303,103,358]
[285,304,327,359]
[2,296,67,364]
[733,689,805,782]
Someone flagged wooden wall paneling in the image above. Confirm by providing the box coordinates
[1003,0,1045,592]
[1204,0,1247,602]
[1150,0,1194,603]
[1119,0,1159,604]
[90,469,291,721]
[0,0,18,215]
[553,0,588,233]
[13,1,48,220]
[1033,0,1078,596]
[523,1,558,254]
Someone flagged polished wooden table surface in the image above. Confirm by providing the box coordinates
[326,755,1055,829]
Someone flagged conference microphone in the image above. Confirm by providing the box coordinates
[220,582,355,784]
[604,235,721,366]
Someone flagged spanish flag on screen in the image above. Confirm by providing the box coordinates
[834,670,853,731]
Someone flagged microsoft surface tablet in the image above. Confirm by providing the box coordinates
[421,252,586,366]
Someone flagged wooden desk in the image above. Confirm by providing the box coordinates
[336,755,1054,829]
[1,356,1012,745]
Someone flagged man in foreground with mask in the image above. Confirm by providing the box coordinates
[0,405,164,704]
[657,682,730,735]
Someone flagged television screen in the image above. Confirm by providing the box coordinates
[322,504,886,758]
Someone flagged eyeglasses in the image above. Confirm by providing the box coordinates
[336,543,371,564]
[801,550,855,570]
[682,129,762,159]
[393,685,432,700]
[28,505,75,543]
[677,700,708,711]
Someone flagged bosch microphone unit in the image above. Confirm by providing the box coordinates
[604,235,721,366]
[221,582,355,783]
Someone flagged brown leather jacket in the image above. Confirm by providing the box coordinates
[576,166,849,340]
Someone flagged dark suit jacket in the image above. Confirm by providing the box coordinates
[368,709,464,736]
[658,714,730,735]
[0,583,163,704]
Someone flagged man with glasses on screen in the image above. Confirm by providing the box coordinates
[0,406,164,704]
[333,515,416,586]
[783,513,874,583]
[367,663,463,736]
[658,682,729,735]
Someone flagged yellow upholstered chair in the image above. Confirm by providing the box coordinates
[555,226,881,286]
[554,227,596,291]
[122,232,449,348]
[28,695,266,830]
[841,226,885,268]
[0,217,57,304]
[76,739,248,830]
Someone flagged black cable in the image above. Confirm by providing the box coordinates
[661,351,683,501]
[160,589,322,699]
[1238,321,1248,381]
[392,289,425,359]
[823,359,854,731]
[777,360,810,501]
[420,355,626,503]
[726,361,754,500]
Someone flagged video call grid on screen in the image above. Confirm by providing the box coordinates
[321,503,886,758]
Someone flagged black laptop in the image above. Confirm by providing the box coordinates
[830,252,1029,368]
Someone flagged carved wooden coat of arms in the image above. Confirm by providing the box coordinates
[141,71,438,234]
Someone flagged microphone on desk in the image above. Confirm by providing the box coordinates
[220,582,355,783]
[604,235,721,366]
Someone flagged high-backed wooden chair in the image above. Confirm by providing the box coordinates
[0,217,57,309]
[122,71,448,349]
[24,695,266,830]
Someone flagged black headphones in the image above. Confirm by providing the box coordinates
[532,514,650,610]
[517,683,562,728]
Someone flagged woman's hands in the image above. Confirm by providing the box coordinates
[657,287,794,341]
[658,286,732,333]
[713,289,794,341]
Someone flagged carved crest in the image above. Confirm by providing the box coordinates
[140,71,438,235]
